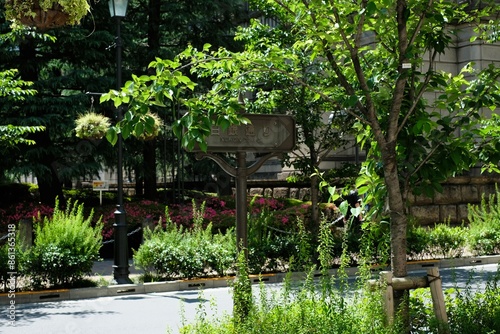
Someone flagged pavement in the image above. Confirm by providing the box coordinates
[1,255,499,305]
[90,259,143,283]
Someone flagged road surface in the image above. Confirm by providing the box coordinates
[1,263,498,334]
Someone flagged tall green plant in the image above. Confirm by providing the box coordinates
[428,222,466,259]
[21,200,102,288]
[467,191,500,255]
[133,204,236,280]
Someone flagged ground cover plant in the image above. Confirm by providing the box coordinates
[176,215,500,334]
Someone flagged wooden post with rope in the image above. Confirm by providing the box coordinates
[370,267,449,333]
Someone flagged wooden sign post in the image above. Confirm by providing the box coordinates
[191,114,296,320]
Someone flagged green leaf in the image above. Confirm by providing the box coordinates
[106,128,118,146]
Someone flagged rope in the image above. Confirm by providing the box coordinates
[260,214,344,235]
[102,226,143,245]
[264,225,294,235]
[427,273,441,284]
[0,234,9,241]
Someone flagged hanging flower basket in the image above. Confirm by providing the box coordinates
[5,0,89,30]
[135,112,163,141]
[75,112,111,140]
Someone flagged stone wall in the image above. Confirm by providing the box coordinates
[408,176,500,226]
[247,176,500,226]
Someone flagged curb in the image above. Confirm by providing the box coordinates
[2,255,499,305]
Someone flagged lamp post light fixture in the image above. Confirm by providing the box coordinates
[109,0,131,284]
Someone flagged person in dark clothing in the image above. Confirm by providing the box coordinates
[344,189,362,224]
[343,189,363,253]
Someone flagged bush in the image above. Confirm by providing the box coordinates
[446,272,500,333]
[21,200,102,288]
[467,192,500,255]
[133,203,237,280]
[428,223,466,259]
[0,244,10,291]
[409,270,500,333]
[407,222,430,261]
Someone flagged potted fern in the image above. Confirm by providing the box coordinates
[5,0,90,30]
[75,112,111,140]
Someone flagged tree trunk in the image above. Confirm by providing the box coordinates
[381,140,409,326]
[310,173,320,229]
[32,131,65,206]
[143,140,157,200]
[19,38,64,206]
[138,0,161,200]
[135,164,143,197]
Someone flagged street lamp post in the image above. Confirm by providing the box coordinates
[109,0,131,284]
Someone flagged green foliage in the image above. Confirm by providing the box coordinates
[21,200,102,288]
[0,125,45,150]
[360,220,391,265]
[181,269,392,334]
[407,222,431,261]
[5,0,90,26]
[428,223,466,259]
[0,69,43,153]
[0,69,36,100]
[290,217,313,272]
[467,191,500,255]
[446,272,500,333]
[232,250,252,326]
[247,199,297,273]
[409,270,500,333]
[0,243,12,291]
[133,204,237,280]
[74,112,111,140]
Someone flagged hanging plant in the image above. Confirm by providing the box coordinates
[75,112,111,140]
[134,112,163,141]
[5,0,90,30]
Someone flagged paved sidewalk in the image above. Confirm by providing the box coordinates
[91,259,143,283]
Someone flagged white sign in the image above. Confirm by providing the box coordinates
[92,181,109,191]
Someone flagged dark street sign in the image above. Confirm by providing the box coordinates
[200,114,296,152]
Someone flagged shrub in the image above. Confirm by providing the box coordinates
[246,197,307,274]
[446,272,500,333]
[409,270,500,333]
[467,192,500,255]
[407,222,430,261]
[133,204,236,280]
[428,223,466,259]
[21,200,102,288]
[0,244,10,291]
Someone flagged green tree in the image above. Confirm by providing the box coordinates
[0,0,247,204]
[103,0,500,315]
[123,0,248,200]
[0,68,44,180]
[0,3,118,204]
[232,19,355,246]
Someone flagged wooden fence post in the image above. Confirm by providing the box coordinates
[427,267,449,334]
[380,271,394,325]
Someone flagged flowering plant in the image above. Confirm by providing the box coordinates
[5,0,90,29]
